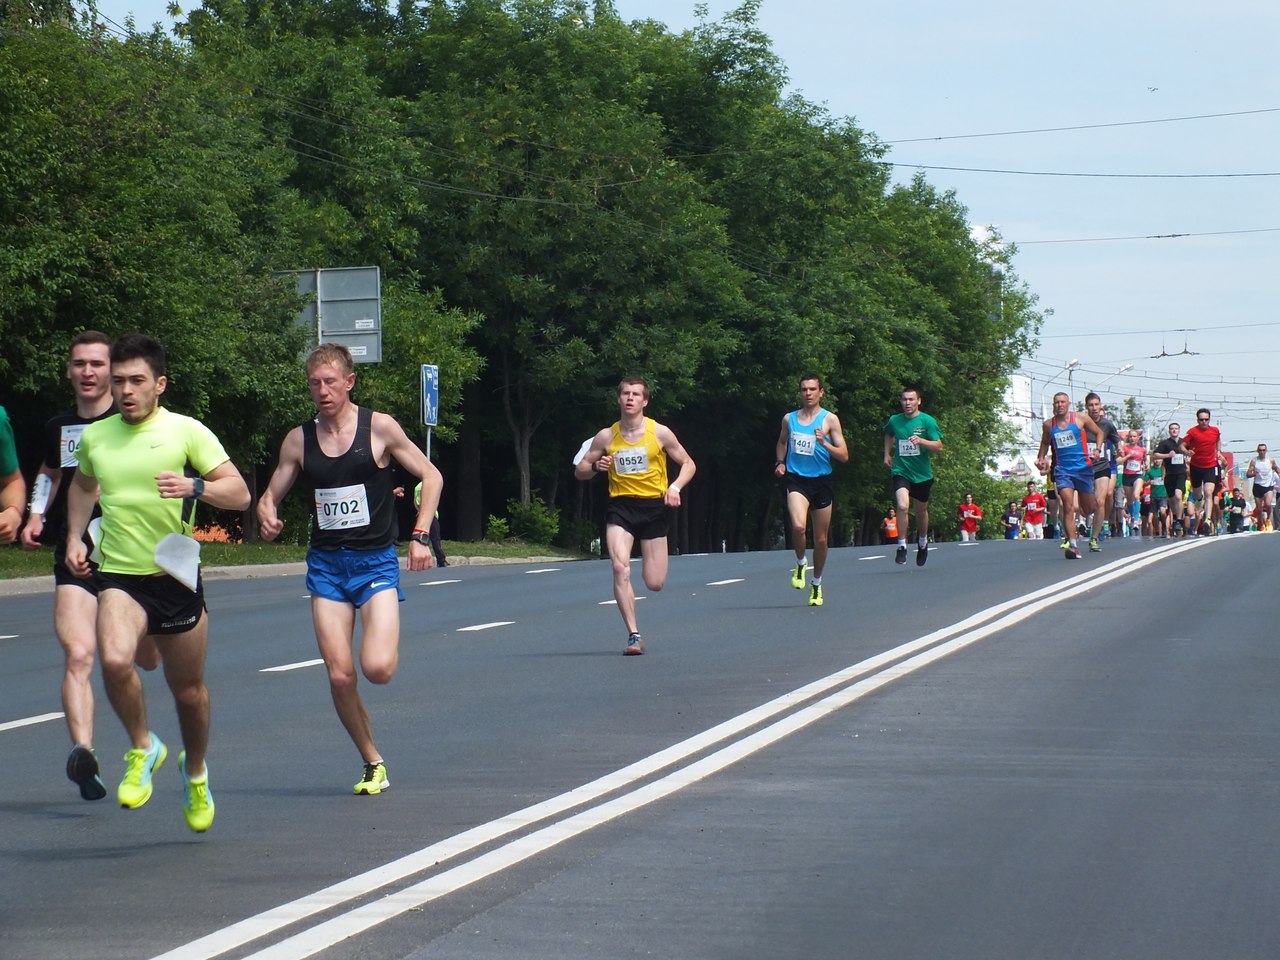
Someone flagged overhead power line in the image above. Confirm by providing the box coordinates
[885,107,1280,144]
[887,162,1280,179]
[1017,227,1280,245]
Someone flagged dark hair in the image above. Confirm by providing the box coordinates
[901,385,921,399]
[70,330,111,354]
[110,333,166,379]
[799,374,823,389]
[1196,407,1211,419]
[1084,392,1100,405]
[618,376,649,401]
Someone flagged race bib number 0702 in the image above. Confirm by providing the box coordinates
[315,483,371,530]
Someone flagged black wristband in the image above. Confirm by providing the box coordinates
[191,477,205,498]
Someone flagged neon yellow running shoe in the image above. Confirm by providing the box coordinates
[178,751,214,832]
[118,732,166,809]
[808,584,823,607]
[354,761,389,796]
[790,562,806,589]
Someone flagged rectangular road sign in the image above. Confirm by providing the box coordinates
[421,364,439,427]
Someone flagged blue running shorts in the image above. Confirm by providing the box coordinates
[306,545,404,607]
[1053,465,1095,495]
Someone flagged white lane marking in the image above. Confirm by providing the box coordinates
[151,538,1215,960]
[598,596,646,605]
[419,579,462,586]
[859,555,885,561]
[0,633,18,639]
[706,579,744,586]
[525,568,560,574]
[260,660,324,673]
[0,712,64,733]
[457,622,515,632]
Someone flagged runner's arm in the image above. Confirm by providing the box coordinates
[64,469,96,573]
[376,413,442,536]
[816,413,849,464]
[19,465,60,549]
[0,468,23,544]
[257,428,304,541]
[778,416,792,476]
[157,459,249,510]
[658,424,696,507]
[574,428,613,481]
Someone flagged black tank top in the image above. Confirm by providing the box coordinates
[302,406,396,551]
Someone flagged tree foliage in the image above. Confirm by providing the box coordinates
[1,0,1044,546]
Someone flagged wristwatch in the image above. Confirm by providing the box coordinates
[410,530,431,546]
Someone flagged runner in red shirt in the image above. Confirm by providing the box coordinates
[956,493,983,541]
[1181,407,1223,535]
[1021,480,1047,539]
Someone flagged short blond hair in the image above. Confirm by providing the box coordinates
[306,342,354,376]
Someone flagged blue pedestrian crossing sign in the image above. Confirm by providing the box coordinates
[421,364,439,427]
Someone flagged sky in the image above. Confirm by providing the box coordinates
[90,0,1280,454]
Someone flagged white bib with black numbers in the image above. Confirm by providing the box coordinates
[60,423,87,469]
[613,446,650,475]
[790,433,816,458]
[314,483,371,530]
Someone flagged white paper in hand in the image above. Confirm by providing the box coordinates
[87,517,104,567]
[154,533,201,592]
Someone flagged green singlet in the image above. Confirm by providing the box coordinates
[0,405,17,475]
[883,411,943,484]
[75,407,231,575]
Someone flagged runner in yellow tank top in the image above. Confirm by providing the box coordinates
[575,377,696,656]
[607,417,667,500]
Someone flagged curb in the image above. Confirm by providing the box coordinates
[0,555,581,598]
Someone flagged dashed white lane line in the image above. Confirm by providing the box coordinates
[153,539,1213,960]
[525,568,560,574]
[0,712,63,733]
[859,555,885,560]
[419,579,461,586]
[260,660,324,673]
[457,621,515,632]
[706,578,745,586]
[598,597,646,605]
[0,634,18,640]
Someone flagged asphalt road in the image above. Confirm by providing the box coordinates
[2,534,1277,960]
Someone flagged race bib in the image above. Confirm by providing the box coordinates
[898,437,920,457]
[61,423,87,469]
[790,433,817,458]
[1170,454,1184,465]
[314,483,371,530]
[1053,430,1077,450]
[613,446,650,475]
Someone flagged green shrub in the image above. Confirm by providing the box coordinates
[506,496,559,546]
[484,515,510,542]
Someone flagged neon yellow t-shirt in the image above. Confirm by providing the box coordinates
[75,408,232,574]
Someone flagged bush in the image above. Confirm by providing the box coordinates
[484,515,510,542]
[506,496,559,546]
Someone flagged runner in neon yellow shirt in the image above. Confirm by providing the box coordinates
[66,334,249,831]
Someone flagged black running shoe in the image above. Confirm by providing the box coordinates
[67,744,107,802]
[895,545,907,565]
[916,543,928,566]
